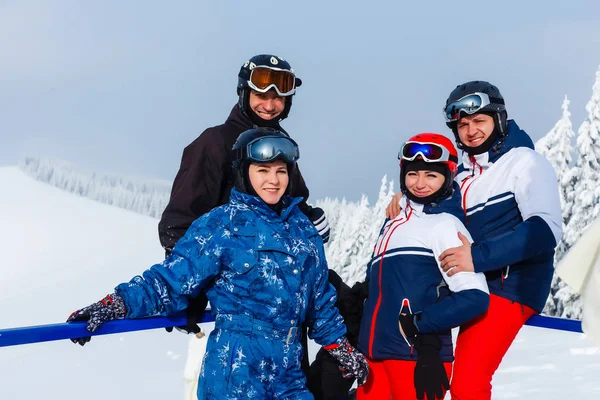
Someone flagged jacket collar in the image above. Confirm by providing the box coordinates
[225,104,285,133]
[461,119,534,171]
[229,188,302,224]
[400,183,465,224]
[399,195,424,218]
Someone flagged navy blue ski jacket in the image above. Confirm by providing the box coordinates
[456,120,563,312]
[358,187,489,362]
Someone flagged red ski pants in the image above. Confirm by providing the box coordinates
[450,293,536,400]
[356,358,452,399]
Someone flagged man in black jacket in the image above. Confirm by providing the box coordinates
[159,53,333,382]
[159,54,327,252]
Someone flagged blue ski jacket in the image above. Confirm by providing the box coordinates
[116,188,345,345]
[456,120,563,312]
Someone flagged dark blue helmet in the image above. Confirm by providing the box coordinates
[444,80,508,151]
[231,128,300,195]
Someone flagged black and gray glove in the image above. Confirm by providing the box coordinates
[325,336,369,386]
[309,207,331,243]
[66,293,127,346]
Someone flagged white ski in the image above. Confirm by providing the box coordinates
[556,218,600,347]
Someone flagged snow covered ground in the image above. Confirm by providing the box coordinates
[1,166,599,399]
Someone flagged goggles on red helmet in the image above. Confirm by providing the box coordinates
[244,136,300,164]
[248,67,297,96]
[399,141,458,164]
[443,92,505,122]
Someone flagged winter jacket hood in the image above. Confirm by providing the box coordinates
[488,119,535,162]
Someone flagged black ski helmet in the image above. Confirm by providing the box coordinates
[231,128,299,195]
[237,54,302,126]
[444,80,508,152]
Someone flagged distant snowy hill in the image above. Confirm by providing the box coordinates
[1,165,599,400]
[19,156,171,218]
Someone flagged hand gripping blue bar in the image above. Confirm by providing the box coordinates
[0,313,583,348]
[0,312,216,348]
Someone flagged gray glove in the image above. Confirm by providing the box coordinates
[325,336,369,386]
[67,293,127,346]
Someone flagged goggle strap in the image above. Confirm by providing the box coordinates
[489,96,505,105]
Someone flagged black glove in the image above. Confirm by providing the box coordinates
[398,312,420,338]
[66,293,127,346]
[164,292,207,334]
[325,337,369,386]
[412,334,449,400]
[309,207,330,243]
[339,280,369,347]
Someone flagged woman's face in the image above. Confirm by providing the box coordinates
[404,170,445,198]
[248,160,289,204]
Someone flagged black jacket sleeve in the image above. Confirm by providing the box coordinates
[158,128,231,251]
[290,164,314,217]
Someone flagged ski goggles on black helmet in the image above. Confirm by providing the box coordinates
[245,136,300,164]
[399,141,457,164]
[248,67,297,96]
[443,92,505,122]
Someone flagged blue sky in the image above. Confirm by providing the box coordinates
[1,0,599,202]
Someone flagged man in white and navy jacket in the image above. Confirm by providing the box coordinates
[437,81,563,400]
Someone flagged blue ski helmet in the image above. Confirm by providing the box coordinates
[231,128,299,195]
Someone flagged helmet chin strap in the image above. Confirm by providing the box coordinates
[460,112,505,156]
[404,187,449,205]
[239,88,291,127]
[248,109,283,128]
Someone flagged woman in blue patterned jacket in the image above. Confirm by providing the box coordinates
[67,128,368,400]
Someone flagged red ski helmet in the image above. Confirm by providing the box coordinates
[399,133,459,204]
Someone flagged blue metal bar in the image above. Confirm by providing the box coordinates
[525,314,583,333]
[0,313,582,348]
[0,313,214,348]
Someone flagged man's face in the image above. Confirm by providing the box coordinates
[457,113,495,148]
[249,90,286,121]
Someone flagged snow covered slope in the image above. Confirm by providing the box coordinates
[0,167,188,400]
[0,166,598,399]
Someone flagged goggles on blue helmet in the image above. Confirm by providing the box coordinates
[443,92,505,122]
[245,136,300,164]
[399,142,457,164]
[248,66,297,96]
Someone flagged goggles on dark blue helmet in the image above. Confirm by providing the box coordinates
[443,92,505,122]
[248,66,297,97]
[245,136,300,164]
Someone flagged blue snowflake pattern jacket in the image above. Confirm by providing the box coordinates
[115,188,346,347]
